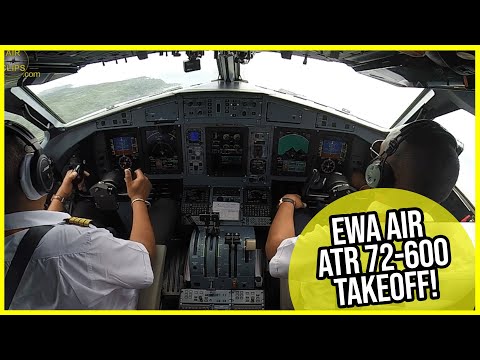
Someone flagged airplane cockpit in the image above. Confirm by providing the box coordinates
[4,50,475,310]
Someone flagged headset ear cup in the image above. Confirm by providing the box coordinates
[378,160,395,188]
[365,160,382,188]
[7,121,55,200]
[20,153,43,200]
[35,154,54,195]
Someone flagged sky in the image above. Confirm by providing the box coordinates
[29,51,475,204]
[434,110,475,205]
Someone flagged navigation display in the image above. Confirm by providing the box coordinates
[145,125,182,174]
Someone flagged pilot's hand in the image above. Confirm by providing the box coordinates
[282,194,306,209]
[57,169,90,198]
[125,168,152,200]
[351,170,369,190]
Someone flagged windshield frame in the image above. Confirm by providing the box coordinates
[12,86,66,127]
[22,51,432,129]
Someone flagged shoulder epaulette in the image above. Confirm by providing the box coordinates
[64,217,93,227]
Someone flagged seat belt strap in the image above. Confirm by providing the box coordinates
[5,225,54,309]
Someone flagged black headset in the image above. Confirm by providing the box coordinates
[5,121,54,200]
[365,120,460,188]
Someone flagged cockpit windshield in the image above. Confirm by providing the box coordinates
[27,52,220,123]
[28,51,423,128]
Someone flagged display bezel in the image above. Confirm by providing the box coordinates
[205,126,249,177]
[142,125,184,174]
[105,129,142,172]
[271,127,316,177]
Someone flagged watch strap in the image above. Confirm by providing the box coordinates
[51,194,65,203]
[279,197,296,208]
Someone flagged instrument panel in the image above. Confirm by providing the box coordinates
[60,92,375,228]
[100,125,355,179]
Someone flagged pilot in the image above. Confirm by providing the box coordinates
[5,124,155,310]
[266,120,461,278]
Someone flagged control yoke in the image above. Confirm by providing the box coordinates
[304,169,357,206]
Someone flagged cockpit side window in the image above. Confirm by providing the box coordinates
[433,109,475,206]
[5,111,46,143]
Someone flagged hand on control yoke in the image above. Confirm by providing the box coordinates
[282,194,306,209]
[57,168,90,198]
[124,168,152,201]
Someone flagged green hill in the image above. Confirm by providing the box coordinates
[37,77,179,122]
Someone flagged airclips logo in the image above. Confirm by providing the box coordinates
[317,208,451,308]
[5,50,40,78]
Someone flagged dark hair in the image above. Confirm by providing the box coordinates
[390,125,460,203]
[5,127,29,211]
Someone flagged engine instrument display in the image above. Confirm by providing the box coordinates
[145,125,182,174]
[273,128,313,176]
[206,127,248,177]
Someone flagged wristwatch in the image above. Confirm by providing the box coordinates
[278,197,296,208]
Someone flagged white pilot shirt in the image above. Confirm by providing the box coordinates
[268,236,298,279]
[5,210,153,310]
